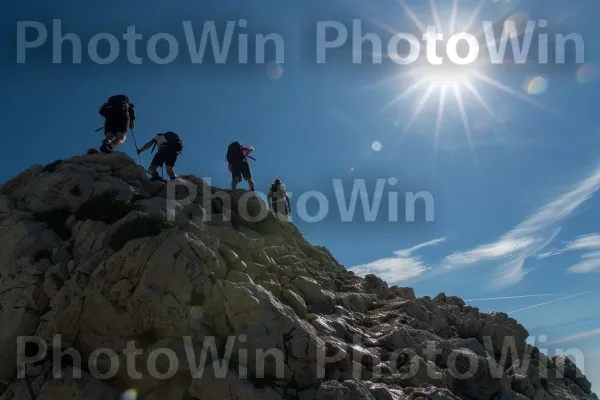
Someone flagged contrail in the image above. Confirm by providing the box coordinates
[508,290,597,314]
[548,327,600,345]
[465,293,560,302]
[534,317,600,334]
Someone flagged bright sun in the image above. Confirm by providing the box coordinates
[368,0,557,162]
[420,64,474,88]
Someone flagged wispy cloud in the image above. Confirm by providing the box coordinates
[548,327,600,345]
[508,289,597,314]
[563,234,600,274]
[443,165,600,288]
[543,318,600,333]
[464,293,560,302]
[445,238,535,265]
[350,237,446,283]
[393,237,447,257]
[565,234,600,251]
[534,234,600,273]
[569,255,600,274]
[537,249,565,259]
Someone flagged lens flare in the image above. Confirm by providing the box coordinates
[576,63,600,84]
[266,62,283,80]
[525,76,549,95]
[504,13,530,38]
[371,141,382,151]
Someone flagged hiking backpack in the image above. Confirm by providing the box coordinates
[152,132,183,154]
[226,141,245,164]
[99,95,132,120]
[164,131,183,153]
[271,183,283,200]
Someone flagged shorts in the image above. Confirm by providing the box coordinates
[231,160,251,180]
[151,146,178,168]
[104,116,129,134]
[273,200,288,214]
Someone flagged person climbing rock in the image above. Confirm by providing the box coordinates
[137,132,183,182]
[267,179,291,216]
[98,95,135,154]
[226,141,255,191]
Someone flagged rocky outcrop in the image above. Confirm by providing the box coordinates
[0,152,596,400]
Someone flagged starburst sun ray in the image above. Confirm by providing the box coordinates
[403,84,436,137]
[369,77,429,120]
[398,0,427,34]
[369,0,579,162]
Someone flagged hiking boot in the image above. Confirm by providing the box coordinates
[100,140,113,154]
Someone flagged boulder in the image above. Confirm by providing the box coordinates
[0,153,595,400]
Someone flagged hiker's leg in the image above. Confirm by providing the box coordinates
[103,118,118,148]
[101,131,115,153]
[111,131,127,147]
[108,117,129,148]
[241,163,255,191]
[231,163,243,190]
[165,149,178,179]
[166,166,176,179]
[149,153,163,180]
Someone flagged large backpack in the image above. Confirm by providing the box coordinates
[226,141,245,164]
[271,183,283,200]
[99,95,132,120]
[164,131,183,153]
[153,132,183,154]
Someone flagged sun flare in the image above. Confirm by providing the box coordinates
[420,64,474,88]
[365,0,563,164]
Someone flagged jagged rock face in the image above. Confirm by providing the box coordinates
[0,152,597,400]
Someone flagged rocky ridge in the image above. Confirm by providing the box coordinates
[0,152,596,400]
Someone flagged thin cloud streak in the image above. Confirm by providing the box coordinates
[350,237,446,283]
[394,237,447,257]
[508,290,597,314]
[569,257,600,274]
[538,233,600,274]
[563,234,600,273]
[464,293,560,301]
[443,165,600,287]
[565,234,600,250]
[509,168,600,239]
[544,318,600,333]
[537,249,564,259]
[548,327,600,345]
[445,238,535,266]
[539,233,600,259]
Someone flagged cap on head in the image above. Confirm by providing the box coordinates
[274,179,281,184]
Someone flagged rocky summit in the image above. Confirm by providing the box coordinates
[0,151,596,400]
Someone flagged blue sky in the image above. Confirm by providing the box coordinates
[2,0,600,391]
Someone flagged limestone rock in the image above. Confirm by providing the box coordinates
[0,152,595,400]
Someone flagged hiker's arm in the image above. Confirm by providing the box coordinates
[137,140,155,154]
[285,194,291,211]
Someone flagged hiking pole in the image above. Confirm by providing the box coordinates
[129,128,144,168]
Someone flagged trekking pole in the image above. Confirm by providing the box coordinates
[129,128,144,168]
